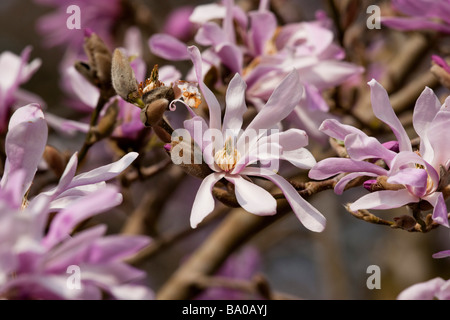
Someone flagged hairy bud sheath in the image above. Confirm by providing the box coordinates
[111,49,140,104]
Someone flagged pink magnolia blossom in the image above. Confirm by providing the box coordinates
[0,104,153,299]
[179,46,325,232]
[149,0,363,143]
[309,79,450,227]
[382,0,450,34]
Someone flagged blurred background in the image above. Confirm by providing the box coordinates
[1,0,450,300]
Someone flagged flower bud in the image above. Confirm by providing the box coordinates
[140,98,169,127]
[82,33,112,86]
[111,48,140,104]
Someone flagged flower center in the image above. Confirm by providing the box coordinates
[214,137,241,172]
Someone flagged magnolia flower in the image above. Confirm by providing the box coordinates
[309,79,450,227]
[0,46,42,132]
[382,0,450,34]
[177,46,325,232]
[0,104,153,299]
[149,0,362,143]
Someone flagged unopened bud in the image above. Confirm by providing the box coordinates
[111,48,141,104]
[140,98,169,127]
[83,33,112,85]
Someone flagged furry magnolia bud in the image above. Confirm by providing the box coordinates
[111,49,141,104]
[140,98,169,127]
[76,33,112,87]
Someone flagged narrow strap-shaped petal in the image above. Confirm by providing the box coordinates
[426,111,450,170]
[187,46,222,131]
[349,189,418,212]
[242,167,326,232]
[42,186,123,249]
[222,73,247,135]
[68,152,138,189]
[225,175,277,216]
[319,118,365,141]
[148,33,190,61]
[190,172,225,228]
[248,11,277,56]
[334,172,378,195]
[309,158,388,180]
[368,79,412,152]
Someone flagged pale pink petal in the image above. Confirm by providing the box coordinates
[43,186,123,248]
[248,11,277,56]
[188,46,222,131]
[426,111,450,170]
[222,73,247,135]
[148,34,190,61]
[397,277,446,300]
[108,284,155,300]
[195,22,227,47]
[242,167,326,232]
[432,250,450,259]
[423,192,449,227]
[345,133,397,166]
[281,148,316,170]
[216,43,243,74]
[1,104,47,198]
[241,70,303,152]
[65,66,99,109]
[225,175,277,216]
[349,189,418,212]
[368,79,412,152]
[190,172,225,228]
[309,158,388,180]
[319,118,365,141]
[68,152,138,189]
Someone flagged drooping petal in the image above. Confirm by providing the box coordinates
[242,167,326,232]
[423,192,449,227]
[225,175,277,216]
[148,34,190,61]
[368,79,412,152]
[349,189,418,212]
[190,172,225,228]
[397,277,446,300]
[309,158,388,180]
[1,104,47,199]
[222,73,247,135]
[187,46,222,131]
